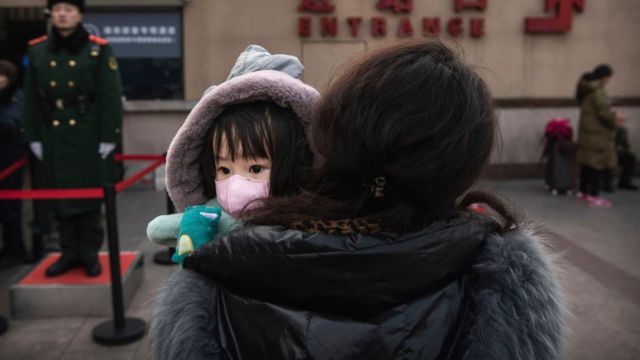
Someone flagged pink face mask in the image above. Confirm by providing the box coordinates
[215,175,270,217]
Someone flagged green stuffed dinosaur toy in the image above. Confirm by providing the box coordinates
[147,199,242,264]
[171,205,221,264]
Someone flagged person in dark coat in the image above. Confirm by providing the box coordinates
[150,41,566,359]
[23,0,123,277]
[575,64,624,207]
[0,60,26,270]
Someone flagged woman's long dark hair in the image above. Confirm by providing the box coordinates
[201,101,313,199]
[575,72,593,104]
[246,40,516,233]
[575,64,614,104]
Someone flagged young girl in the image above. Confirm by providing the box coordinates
[146,45,318,262]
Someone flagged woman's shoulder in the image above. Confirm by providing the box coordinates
[463,222,567,359]
[475,222,559,274]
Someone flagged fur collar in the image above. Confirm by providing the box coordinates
[460,223,567,358]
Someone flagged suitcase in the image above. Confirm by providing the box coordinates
[544,138,575,195]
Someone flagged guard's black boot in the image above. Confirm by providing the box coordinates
[84,256,101,277]
[45,257,81,277]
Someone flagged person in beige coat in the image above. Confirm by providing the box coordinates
[575,64,624,207]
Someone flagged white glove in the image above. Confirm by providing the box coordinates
[98,142,116,159]
[29,142,43,160]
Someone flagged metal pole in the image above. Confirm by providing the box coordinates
[28,153,46,261]
[92,184,145,345]
[103,184,125,329]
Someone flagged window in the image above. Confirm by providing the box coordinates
[84,11,183,100]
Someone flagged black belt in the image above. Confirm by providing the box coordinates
[50,95,94,111]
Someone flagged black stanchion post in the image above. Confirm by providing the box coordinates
[92,184,146,346]
[28,154,46,261]
[153,190,177,265]
[29,204,44,261]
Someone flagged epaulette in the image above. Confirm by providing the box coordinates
[89,35,108,46]
[28,35,48,46]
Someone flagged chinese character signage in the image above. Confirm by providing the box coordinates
[525,0,585,33]
[297,0,586,39]
[84,12,182,58]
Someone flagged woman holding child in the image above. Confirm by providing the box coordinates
[151,41,566,359]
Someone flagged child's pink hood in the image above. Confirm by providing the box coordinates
[166,51,319,211]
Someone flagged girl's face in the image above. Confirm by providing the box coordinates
[215,135,271,182]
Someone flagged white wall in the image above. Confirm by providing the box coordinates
[494,106,640,164]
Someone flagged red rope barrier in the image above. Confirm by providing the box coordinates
[115,157,165,193]
[0,188,104,200]
[0,155,27,181]
[115,154,165,162]
[0,154,166,200]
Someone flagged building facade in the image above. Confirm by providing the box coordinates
[2,0,639,175]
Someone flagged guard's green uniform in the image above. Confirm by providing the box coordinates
[23,25,123,261]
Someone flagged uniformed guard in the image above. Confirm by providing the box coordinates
[23,0,123,277]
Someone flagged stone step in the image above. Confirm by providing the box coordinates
[10,251,144,319]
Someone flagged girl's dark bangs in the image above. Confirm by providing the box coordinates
[211,103,274,162]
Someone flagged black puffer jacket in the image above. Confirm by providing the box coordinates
[150,213,566,359]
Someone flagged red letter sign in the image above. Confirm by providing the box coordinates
[397,18,414,36]
[525,0,585,33]
[321,17,338,37]
[298,0,335,13]
[371,17,387,37]
[298,17,312,37]
[470,18,485,38]
[455,0,487,12]
[423,17,441,35]
[447,18,464,37]
[347,17,363,37]
[376,0,413,13]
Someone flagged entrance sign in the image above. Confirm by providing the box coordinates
[297,0,586,39]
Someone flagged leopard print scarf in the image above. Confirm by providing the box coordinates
[290,218,386,235]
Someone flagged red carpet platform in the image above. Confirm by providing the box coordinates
[19,252,138,286]
[10,251,144,319]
